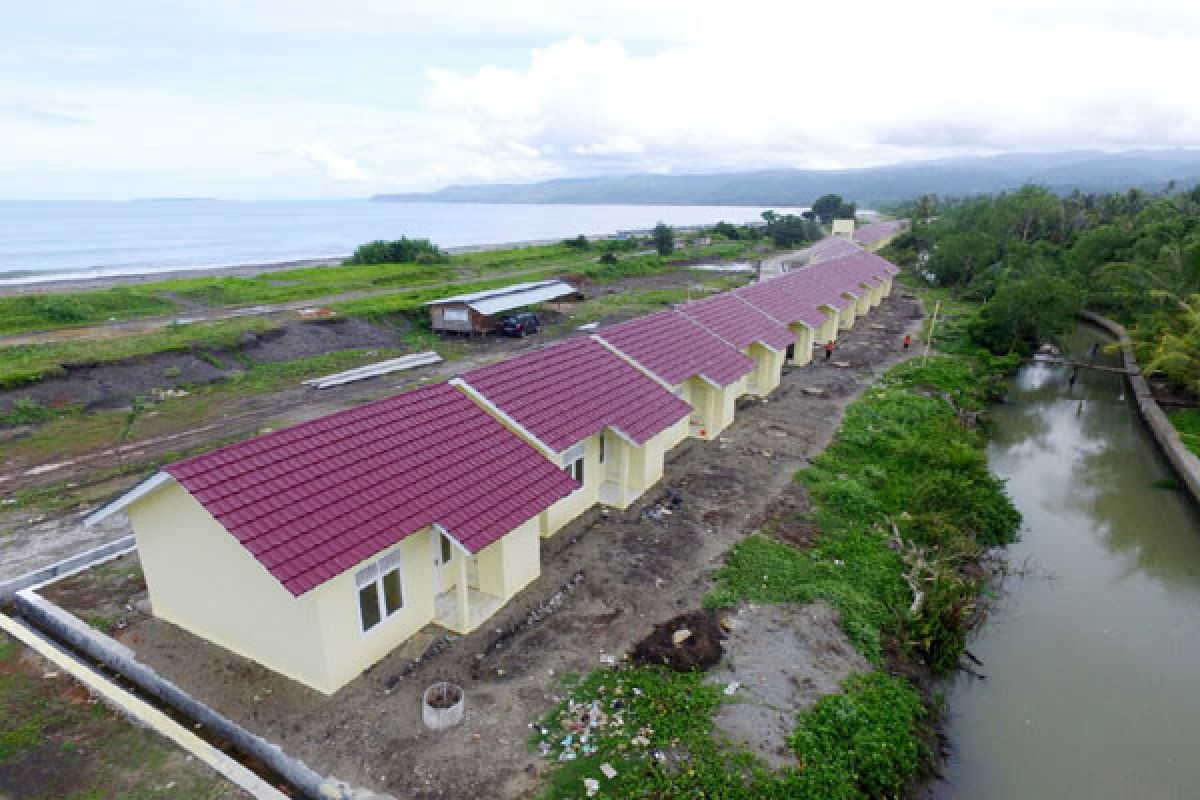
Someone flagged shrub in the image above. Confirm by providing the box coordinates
[344,237,447,266]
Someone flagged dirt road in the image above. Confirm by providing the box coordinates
[43,291,924,799]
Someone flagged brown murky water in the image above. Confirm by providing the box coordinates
[936,328,1200,798]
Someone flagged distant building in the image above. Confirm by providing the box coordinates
[832,218,856,240]
[853,220,910,251]
[425,279,579,334]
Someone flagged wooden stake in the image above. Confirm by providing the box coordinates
[922,300,941,366]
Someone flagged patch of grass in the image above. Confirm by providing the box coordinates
[533,665,927,799]
[789,672,927,798]
[0,316,278,388]
[1169,408,1200,458]
[710,355,1020,674]
[1,398,66,426]
[0,289,178,336]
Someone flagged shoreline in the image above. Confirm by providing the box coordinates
[0,236,568,295]
[0,225,721,297]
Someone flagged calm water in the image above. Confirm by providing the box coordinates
[937,328,1200,799]
[0,200,797,286]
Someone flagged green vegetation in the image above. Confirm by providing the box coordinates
[710,355,1019,672]
[761,210,823,248]
[811,193,858,224]
[886,185,1200,393]
[537,356,1018,797]
[0,632,235,798]
[344,236,447,265]
[0,316,279,388]
[534,665,925,799]
[651,222,675,256]
[1169,408,1200,457]
[0,288,178,336]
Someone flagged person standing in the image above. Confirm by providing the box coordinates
[903,334,912,350]
[825,340,835,360]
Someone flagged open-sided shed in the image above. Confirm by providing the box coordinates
[426,279,579,334]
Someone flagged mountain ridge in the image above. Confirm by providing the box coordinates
[375,149,1200,207]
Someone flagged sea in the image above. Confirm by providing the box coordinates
[0,200,800,286]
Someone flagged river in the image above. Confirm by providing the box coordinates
[936,327,1200,798]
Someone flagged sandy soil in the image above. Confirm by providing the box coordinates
[706,602,870,769]
[37,291,923,799]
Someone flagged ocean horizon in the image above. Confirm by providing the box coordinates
[0,199,803,287]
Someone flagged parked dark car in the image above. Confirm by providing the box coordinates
[500,312,541,337]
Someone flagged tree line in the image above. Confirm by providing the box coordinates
[885,184,1200,393]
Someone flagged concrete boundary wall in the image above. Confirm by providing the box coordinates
[1081,312,1200,503]
[0,535,135,603]
[13,588,391,800]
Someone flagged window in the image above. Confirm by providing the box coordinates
[599,433,606,464]
[355,549,405,633]
[440,533,454,564]
[443,308,469,323]
[565,456,584,485]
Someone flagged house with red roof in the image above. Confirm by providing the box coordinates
[85,383,578,694]
[853,219,910,251]
[677,293,794,395]
[737,273,841,352]
[592,310,755,440]
[455,337,691,534]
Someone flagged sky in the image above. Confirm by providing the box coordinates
[2,0,1198,200]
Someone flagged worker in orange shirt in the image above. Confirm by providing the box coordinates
[824,340,835,360]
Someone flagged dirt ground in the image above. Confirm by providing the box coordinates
[705,602,870,769]
[35,291,923,799]
[0,270,745,576]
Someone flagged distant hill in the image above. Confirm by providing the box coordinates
[374,149,1200,207]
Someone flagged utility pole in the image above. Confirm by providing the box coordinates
[922,300,941,366]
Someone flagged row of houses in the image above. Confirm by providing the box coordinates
[87,237,902,694]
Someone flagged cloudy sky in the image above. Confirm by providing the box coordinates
[2,0,1198,199]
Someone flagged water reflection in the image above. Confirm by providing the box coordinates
[936,327,1200,799]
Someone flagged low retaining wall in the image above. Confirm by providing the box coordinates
[13,588,392,800]
[0,535,135,603]
[1081,312,1200,503]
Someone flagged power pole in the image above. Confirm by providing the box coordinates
[922,300,941,366]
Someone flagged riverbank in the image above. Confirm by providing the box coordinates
[527,343,1020,797]
[935,325,1200,798]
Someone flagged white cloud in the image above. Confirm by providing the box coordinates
[292,140,368,181]
[417,3,1200,182]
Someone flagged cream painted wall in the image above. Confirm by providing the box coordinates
[838,297,857,329]
[473,517,540,598]
[541,433,601,535]
[131,482,544,694]
[746,342,785,394]
[787,324,814,366]
[817,308,840,343]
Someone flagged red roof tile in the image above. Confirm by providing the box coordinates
[677,292,796,353]
[853,220,909,246]
[460,337,691,453]
[165,383,577,597]
[736,271,842,329]
[595,309,755,388]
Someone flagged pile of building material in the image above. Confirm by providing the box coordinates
[303,352,441,389]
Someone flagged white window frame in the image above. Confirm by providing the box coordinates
[442,307,469,322]
[565,455,585,486]
[354,548,406,635]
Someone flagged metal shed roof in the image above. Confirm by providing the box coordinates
[424,279,578,316]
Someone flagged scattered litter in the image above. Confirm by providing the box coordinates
[801,387,824,396]
[600,763,618,779]
[671,629,692,646]
[577,322,600,331]
[724,681,741,696]
[42,671,60,679]
[584,777,600,796]
[832,360,852,368]
[599,654,617,665]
